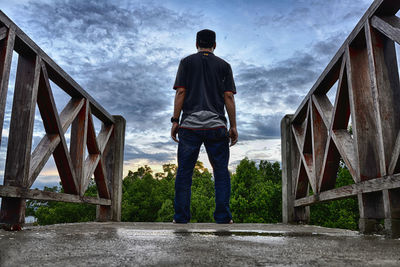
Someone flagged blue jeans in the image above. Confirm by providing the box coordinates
[174,127,232,223]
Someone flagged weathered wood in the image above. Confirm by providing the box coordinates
[70,99,88,196]
[295,173,400,207]
[94,158,110,199]
[59,97,85,132]
[0,185,111,206]
[0,27,7,41]
[97,117,124,221]
[110,115,125,221]
[331,130,358,181]
[28,97,83,188]
[87,110,100,154]
[281,115,295,223]
[311,95,332,129]
[311,100,328,192]
[97,124,114,153]
[293,0,400,123]
[367,21,400,175]
[347,36,386,227]
[32,63,79,193]
[0,54,40,225]
[0,27,14,148]
[371,16,400,45]
[347,39,382,181]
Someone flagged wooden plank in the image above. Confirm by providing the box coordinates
[293,0,400,123]
[346,40,382,181]
[4,54,40,187]
[28,98,84,189]
[371,15,400,45]
[87,109,100,154]
[331,129,358,181]
[97,124,114,153]
[94,158,110,199]
[38,63,79,193]
[0,26,7,41]
[367,20,400,174]
[0,27,14,148]
[0,185,111,206]
[110,115,125,221]
[311,94,332,129]
[59,97,85,132]
[1,54,40,225]
[311,99,328,192]
[295,173,400,207]
[281,115,295,223]
[70,99,88,196]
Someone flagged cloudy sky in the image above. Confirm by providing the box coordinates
[0,0,374,188]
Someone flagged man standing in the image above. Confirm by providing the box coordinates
[171,29,238,224]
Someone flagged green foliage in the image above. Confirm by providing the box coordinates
[310,165,359,230]
[231,158,282,223]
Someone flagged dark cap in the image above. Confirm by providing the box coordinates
[196,29,216,48]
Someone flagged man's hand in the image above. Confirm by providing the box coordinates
[229,127,238,146]
[171,122,179,143]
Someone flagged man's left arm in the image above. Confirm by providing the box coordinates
[171,87,186,142]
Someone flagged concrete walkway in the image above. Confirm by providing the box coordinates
[1,222,400,266]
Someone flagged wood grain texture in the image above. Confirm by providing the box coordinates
[1,54,40,225]
[281,115,295,223]
[311,100,328,192]
[70,99,88,196]
[295,173,400,207]
[0,26,7,41]
[94,158,110,199]
[311,94,332,129]
[371,15,400,45]
[59,97,85,132]
[347,40,382,181]
[367,21,400,175]
[0,185,111,206]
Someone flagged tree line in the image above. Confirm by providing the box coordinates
[26,158,359,230]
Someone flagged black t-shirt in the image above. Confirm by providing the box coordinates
[173,51,236,129]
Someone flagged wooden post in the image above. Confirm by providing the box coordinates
[347,30,385,233]
[96,115,125,221]
[367,20,400,238]
[0,53,40,229]
[281,115,294,223]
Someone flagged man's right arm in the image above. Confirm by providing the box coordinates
[224,91,238,146]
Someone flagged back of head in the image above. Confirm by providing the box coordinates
[196,29,216,48]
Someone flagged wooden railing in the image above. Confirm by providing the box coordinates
[0,11,125,229]
[281,0,400,237]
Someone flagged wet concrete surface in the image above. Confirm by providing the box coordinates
[0,222,399,266]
